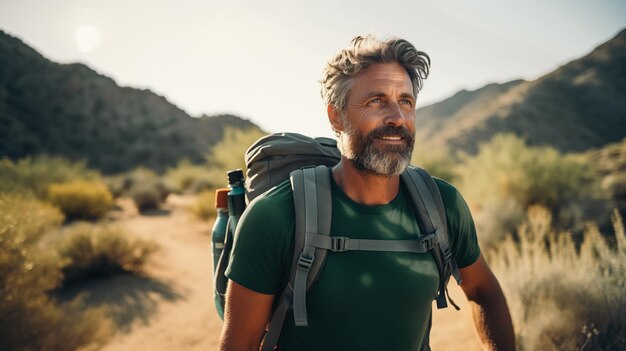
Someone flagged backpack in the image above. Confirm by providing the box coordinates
[214,132,462,351]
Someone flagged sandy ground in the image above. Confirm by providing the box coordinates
[82,195,482,351]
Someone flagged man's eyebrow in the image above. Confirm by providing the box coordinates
[399,92,416,100]
[363,91,385,97]
[363,91,415,99]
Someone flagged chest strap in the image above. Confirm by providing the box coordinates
[292,231,439,327]
[306,232,438,253]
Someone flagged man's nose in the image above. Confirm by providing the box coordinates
[383,102,407,126]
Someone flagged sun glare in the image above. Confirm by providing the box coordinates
[74,25,101,53]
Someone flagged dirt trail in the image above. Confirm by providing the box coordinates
[430,283,483,350]
[90,195,223,350]
[91,195,482,350]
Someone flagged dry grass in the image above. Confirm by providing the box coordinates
[56,222,159,283]
[490,206,626,350]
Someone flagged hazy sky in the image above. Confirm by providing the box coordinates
[1,0,624,137]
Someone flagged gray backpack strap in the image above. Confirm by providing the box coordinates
[401,167,462,309]
[261,165,332,351]
[261,289,292,351]
[413,168,462,292]
[306,232,438,253]
[291,165,332,327]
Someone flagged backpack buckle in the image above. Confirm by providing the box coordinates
[297,254,314,270]
[442,245,453,261]
[421,233,437,251]
[330,236,348,252]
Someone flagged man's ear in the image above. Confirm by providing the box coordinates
[327,104,343,133]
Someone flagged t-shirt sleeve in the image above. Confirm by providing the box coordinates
[225,186,294,295]
[435,179,481,268]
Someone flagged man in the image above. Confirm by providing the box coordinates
[219,35,515,351]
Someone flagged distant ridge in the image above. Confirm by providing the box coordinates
[415,28,626,154]
[0,30,259,173]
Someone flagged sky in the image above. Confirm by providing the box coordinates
[0,0,624,138]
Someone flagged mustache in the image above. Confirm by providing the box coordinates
[366,125,414,142]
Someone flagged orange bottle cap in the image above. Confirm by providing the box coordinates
[215,188,229,209]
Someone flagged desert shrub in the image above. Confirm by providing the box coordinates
[57,222,158,283]
[0,193,64,245]
[47,180,114,220]
[109,167,170,211]
[0,156,100,198]
[165,159,224,194]
[490,207,626,350]
[191,190,218,221]
[207,127,266,173]
[102,173,131,199]
[411,144,457,182]
[0,194,111,350]
[458,134,601,247]
[129,183,162,212]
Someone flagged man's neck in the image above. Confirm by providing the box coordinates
[331,158,400,206]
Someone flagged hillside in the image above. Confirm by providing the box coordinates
[0,30,259,173]
[586,137,626,210]
[416,28,626,154]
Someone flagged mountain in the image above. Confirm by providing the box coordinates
[415,28,626,154]
[0,30,259,174]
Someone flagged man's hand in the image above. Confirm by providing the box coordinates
[459,254,516,351]
[219,281,274,351]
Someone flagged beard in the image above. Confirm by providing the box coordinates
[339,124,415,177]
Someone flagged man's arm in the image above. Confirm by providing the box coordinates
[459,254,516,351]
[219,281,275,351]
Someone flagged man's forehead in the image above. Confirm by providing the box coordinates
[351,63,414,94]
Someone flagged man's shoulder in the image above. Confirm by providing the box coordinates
[432,177,462,205]
[402,170,465,209]
[429,176,480,267]
[245,179,294,217]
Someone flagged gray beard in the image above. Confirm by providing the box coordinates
[338,125,414,177]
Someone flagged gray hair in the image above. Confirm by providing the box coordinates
[320,34,430,110]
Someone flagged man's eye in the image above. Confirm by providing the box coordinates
[369,98,382,104]
[400,99,413,106]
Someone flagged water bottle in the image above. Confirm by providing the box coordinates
[214,169,247,320]
[211,188,229,319]
[226,169,246,228]
[212,189,229,274]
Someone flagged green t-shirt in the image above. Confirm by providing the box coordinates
[226,173,480,351]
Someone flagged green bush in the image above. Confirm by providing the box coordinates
[57,223,159,283]
[206,127,266,173]
[129,183,162,212]
[110,167,170,211]
[103,173,132,199]
[0,156,100,198]
[0,194,111,351]
[0,193,64,245]
[458,134,602,247]
[47,180,114,220]
[411,144,457,182]
[489,207,626,350]
[165,159,224,194]
[191,190,218,221]
[101,167,170,211]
